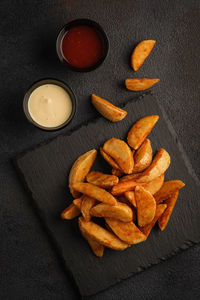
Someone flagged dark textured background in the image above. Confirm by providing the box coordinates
[0,0,200,299]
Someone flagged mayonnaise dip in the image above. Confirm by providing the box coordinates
[28,84,72,128]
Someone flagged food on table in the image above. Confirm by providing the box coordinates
[86,171,119,188]
[142,174,164,195]
[124,191,137,207]
[100,147,121,170]
[91,94,127,122]
[132,139,153,172]
[158,191,179,230]
[154,180,185,204]
[125,78,160,91]
[81,195,96,222]
[61,204,80,219]
[120,172,142,182]
[73,197,83,209]
[111,180,145,196]
[79,224,104,257]
[112,168,123,177]
[131,40,156,71]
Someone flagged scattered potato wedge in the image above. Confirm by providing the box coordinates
[100,147,121,170]
[70,182,117,205]
[73,197,83,209]
[79,223,104,257]
[158,191,179,231]
[112,168,123,177]
[90,202,133,222]
[79,217,129,250]
[127,115,159,150]
[124,191,137,208]
[140,204,167,237]
[81,195,96,221]
[91,94,127,122]
[105,218,146,244]
[135,186,156,227]
[103,138,134,174]
[111,180,145,196]
[131,40,156,71]
[136,149,171,183]
[154,180,185,204]
[133,139,153,172]
[143,174,164,195]
[120,172,142,182]
[61,204,80,220]
[125,78,160,92]
[69,149,97,197]
[86,171,119,188]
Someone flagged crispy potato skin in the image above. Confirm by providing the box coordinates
[69,149,97,197]
[125,78,160,92]
[143,174,164,195]
[100,147,121,170]
[120,172,142,182]
[136,149,171,183]
[103,138,134,174]
[154,180,185,204]
[86,171,119,188]
[127,115,159,150]
[112,168,123,177]
[91,94,127,122]
[135,186,156,227]
[111,180,145,195]
[81,195,96,221]
[105,218,146,244]
[70,182,117,205]
[131,40,156,71]
[90,202,133,222]
[79,217,129,250]
[124,191,137,207]
[73,197,83,209]
[61,204,80,220]
[79,224,104,257]
[133,139,153,172]
[158,191,179,231]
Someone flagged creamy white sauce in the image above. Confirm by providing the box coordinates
[28,84,72,127]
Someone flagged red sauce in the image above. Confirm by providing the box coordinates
[61,25,103,69]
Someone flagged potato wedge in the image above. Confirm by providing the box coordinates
[103,138,134,174]
[140,204,167,237]
[143,174,164,195]
[73,197,83,209]
[79,223,104,257]
[135,185,156,227]
[70,182,117,205]
[125,78,160,92]
[112,168,123,177]
[69,149,97,197]
[133,139,152,172]
[131,40,156,71]
[136,149,171,183]
[154,180,185,204]
[61,204,80,220]
[81,195,96,221]
[127,115,159,150]
[120,172,142,182]
[86,171,119,188]
[90,202,133,222]
[158,191,179,231]
[105,218,146,245]
[91,94,127,122]
[124,191,137,208]
[100,147,121,170]
[111,180,145,196]
[79,217,129,250]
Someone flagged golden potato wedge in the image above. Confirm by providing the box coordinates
[140,204,167,237]
[70,182,117,205]
[112,168,123,177]
[133,139,152,172]
[125,78,160,92]
[154,180,185,204]
[69,149,97,197]
[120,172,142,182]
[103,138,134,174]
[158,191,179,231]
[111,180,145,196]
[86,171,119,188]
[81,195,96,221]
[91,94,127,122]
[136,149,171,183]
[131,40,156,71]
[135,185,156,227]
[124,191,137,208]
[73,197,83,209]
[79,223,104,257]
[61,204,80,220]
[127,115,159,150]
[79,217,129,250]
[143,174,164,195]
[91,202,133,222]
[100,147,121,170]
[105,218,146,245]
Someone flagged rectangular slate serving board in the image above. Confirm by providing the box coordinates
[15,94,200,296]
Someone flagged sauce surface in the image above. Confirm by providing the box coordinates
[28,84,72,128]
[61,25,103,69]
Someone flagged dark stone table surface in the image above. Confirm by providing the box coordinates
[0,0,200,299]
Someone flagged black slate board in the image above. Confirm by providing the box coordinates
[15,94,200,296]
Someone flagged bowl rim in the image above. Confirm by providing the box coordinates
[56,18,109,72]
[23,78,77,131]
